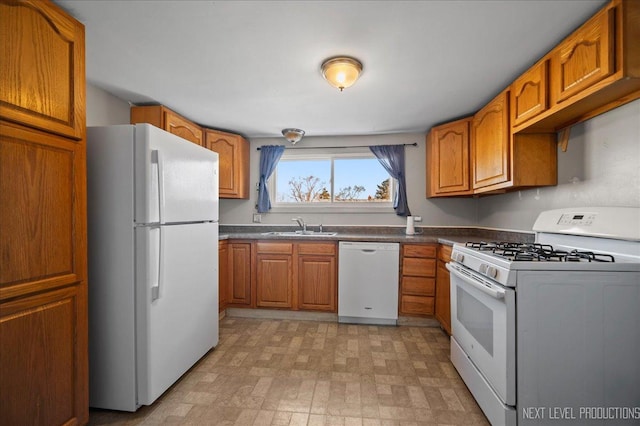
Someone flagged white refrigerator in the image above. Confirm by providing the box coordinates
[86,124,219,411]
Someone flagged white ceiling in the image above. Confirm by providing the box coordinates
[56,0,607,139]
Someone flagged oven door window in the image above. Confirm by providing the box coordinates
[457,286,493,355]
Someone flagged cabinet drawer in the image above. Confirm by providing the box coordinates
[256,242,293,254]
[400,295,435,315]
[438,245,452,262]
[402,276,435,296]
[298,243,336,256]
[402,257,436,277]
[403,244,436,258]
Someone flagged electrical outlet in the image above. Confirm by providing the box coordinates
[413,216,422,222]
[253,214,262,223]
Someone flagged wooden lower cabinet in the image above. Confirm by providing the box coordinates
[227,241,337,312]
[255,242,294,309]
[399,244,437,316]
[228,242,252,306]
[434,245,452,335]
[218,240,229,312]
[298,243,337,311]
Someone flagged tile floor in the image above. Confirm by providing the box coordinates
[88,317,488,425]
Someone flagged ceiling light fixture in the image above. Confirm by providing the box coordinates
[282,128,305,145]
[321,56,363,92]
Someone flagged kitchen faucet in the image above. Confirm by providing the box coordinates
[292,217,307,232]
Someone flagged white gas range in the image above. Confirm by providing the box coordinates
[447,207,640,426]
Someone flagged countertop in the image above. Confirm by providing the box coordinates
[218,225,534,246]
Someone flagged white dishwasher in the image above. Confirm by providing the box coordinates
[338,241,400,325]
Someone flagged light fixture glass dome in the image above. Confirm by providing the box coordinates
[321,56,363,91]
[282,128,305,145]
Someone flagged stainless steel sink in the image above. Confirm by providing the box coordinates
[261,231,337,237]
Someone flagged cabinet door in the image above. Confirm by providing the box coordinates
[164,110,203,146]
[256,255,293,308]
[0,122,87,298]
[298,255,336,312]
[512,61,549,127]
[426,118,471,196]
[472,91,510,189]
[0,0,85,140]
[0,272,87,426]
[434,259,451,336]
[218,241,229,312]
[228,243,251,306]
[204,129,250,199]
[552,7,614,104]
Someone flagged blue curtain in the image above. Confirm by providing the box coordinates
[256,145,285,213]
[369,145,411,216]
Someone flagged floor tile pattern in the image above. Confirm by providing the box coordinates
[89,317,488,425]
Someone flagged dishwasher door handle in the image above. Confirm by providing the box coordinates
[361,249,376,253]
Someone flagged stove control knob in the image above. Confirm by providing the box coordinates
[453,252,464,262]
[479,264,488,274]
[486,266,498,279]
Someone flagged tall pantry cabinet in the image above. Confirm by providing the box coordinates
[0,1,89,425]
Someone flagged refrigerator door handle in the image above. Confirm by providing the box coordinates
[152,149,166,224]
[150,226,163,301]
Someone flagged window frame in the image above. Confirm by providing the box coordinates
[268,148,396,214]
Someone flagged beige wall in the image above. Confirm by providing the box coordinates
[86,83,130,126]
[85,82,640,231]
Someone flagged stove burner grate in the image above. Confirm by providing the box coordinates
[464,241,616,262]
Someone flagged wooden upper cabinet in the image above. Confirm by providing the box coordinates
[472,91,510,190]
[131,105,250,199]
[0,0,85,140]
[131,105,203,146]
[204,129,250,199]
[426,117,472,197]
[513,0,640,132]
[552,7,614,104]
[165,110,203,145]
[511,60,549,127]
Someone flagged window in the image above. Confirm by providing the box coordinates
[269,149,394,211]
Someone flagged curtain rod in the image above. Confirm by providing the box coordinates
[256,142,418,151]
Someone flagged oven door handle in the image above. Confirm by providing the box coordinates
[446,263,505,300]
